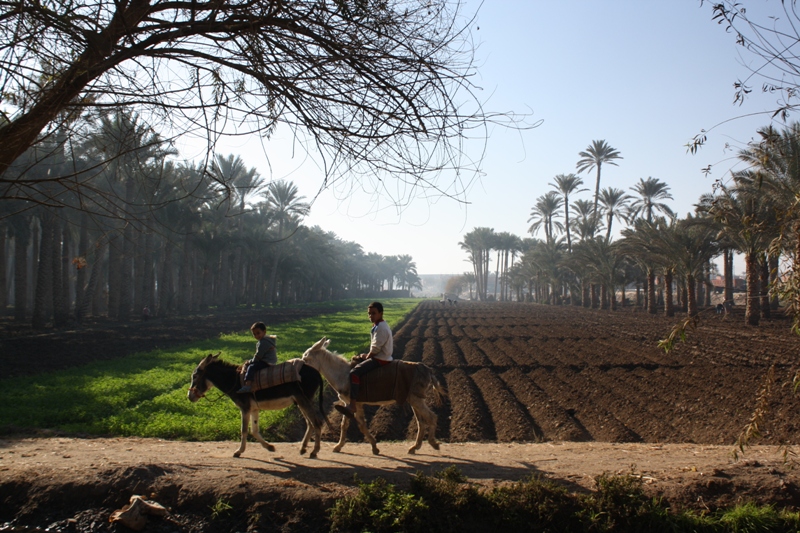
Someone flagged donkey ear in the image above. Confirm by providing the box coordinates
[323,338,331,349]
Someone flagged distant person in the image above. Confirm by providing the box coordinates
[141,306,151,321]
[335,301,393,418]
[715,303,724,315]
[237,322,277,393]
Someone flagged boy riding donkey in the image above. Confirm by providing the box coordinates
[335,301,393,418]
[237,322,277,394]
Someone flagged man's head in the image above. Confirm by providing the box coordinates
[251,322,267,340]
[367,302,383,324]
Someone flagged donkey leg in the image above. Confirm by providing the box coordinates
[353,405,380,455]
[295,399,320,458]
[234,409,249,457]
[409,398,440,452]
[333,411,351,453]
[250,411,276,452]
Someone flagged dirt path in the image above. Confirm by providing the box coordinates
[2,436,800,532]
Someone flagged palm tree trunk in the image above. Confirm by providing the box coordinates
[158,239,173,317]
[759,253,770,319]
[79,239,104,321]
[133,229,145,315]
[686,273,698,317]
[0,225,6,312]
[13,219,29,321]
[724,249,734,306]
[107,232,122,319]
[32,211,54,328]
[178,234,192,314]
[53,218,68,327]
[769,254,779,310]
[745,250,761,326]
[74,214,89,322]
[664,270,674,317]
[647,269,657,314]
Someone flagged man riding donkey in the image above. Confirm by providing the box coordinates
[335,301,392,419]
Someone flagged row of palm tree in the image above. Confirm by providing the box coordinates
[459,133,800,329]
[0,111,422,326]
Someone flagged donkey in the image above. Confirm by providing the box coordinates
[302,337,447,455]
[188,353,328,458]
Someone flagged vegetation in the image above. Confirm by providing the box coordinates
[329,467,800,532]
[0,114,423,327]
[0,299,418,439]
[457,125,800,334]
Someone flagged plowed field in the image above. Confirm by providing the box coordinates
[327,300,800,446]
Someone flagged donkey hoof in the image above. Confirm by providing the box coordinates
[333,446,343,453]
[233,451,242,458]
[407,447,416,455]
[309,452,318,459]
[372,447,381,456]
[300,448,307,455]
[430,442,440,451]
[265,444,275,452]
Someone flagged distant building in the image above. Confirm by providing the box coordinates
[711,275,746,293]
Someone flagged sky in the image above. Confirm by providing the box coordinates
[185,1,783,277]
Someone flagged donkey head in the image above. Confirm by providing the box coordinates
[187,352,221,402]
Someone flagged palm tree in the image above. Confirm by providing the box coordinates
[527,191,564,243]
[708,181,774,325]
[629,177,675,223]
[265,180,310,304]
[576,140,623,213]
[597,187,632,242]
[570,199,603,242]
[551,173,587,253]
[460,227,495,301]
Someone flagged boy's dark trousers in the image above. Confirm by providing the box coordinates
[244,360,269,382]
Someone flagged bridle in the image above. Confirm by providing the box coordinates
[189,368,240,402]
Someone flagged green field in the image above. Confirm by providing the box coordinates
[0,299,420,441]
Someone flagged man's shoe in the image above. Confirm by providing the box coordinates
[335,404,356,419]
[237,385,252,393]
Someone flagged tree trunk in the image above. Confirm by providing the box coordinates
[647,269,657,314]
[53,218,68,327]
[745,250,761,326]
[106,232,121,319]
[0,225,6,313]
[664,270,674,317]
[178,234,192,314]
[13,220,29,321]
[769,254,780,310]
[74,214,89,323]
[158,239,173,317]
[134,229,145,315]
[724,249,734,306]
[32,211,54,328]
[118,223,134,322]
[687,273,698,317]
[759,253,770,319]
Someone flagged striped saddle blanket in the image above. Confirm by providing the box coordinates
[241,359,304,392]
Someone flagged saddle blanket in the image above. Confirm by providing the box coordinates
[241,359,304,392]
[355,360,417,405]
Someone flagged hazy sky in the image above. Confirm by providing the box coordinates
[193,2,782,276]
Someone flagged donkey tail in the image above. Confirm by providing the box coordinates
[430,372,448,407]
[317,378,334,430]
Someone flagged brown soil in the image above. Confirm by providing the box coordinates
[3,301,800,532]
